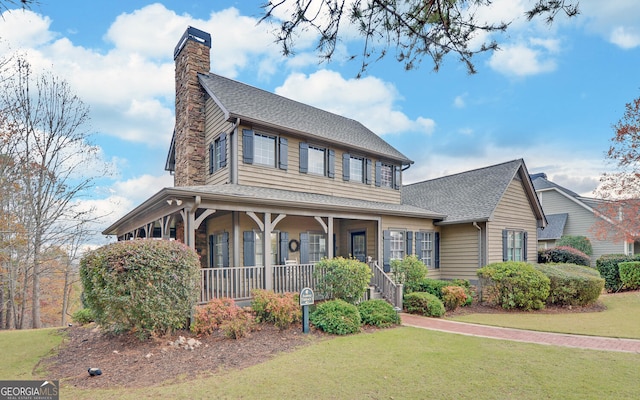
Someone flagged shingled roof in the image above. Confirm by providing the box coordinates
[198,73,412,164]
[402,159,544,225]
[538,213,568,240]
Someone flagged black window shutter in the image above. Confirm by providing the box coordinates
[365,159,372,185]
[502,230,508,261]
[242,129,254,164]
[523,231,528,261]
[434,232,440,269]
[394,165,400,190]
[383,230,391,273]
[279,137,288,170]
[220,133,227,168]
[406,231,413,256]
[243,231,255,266]
[375,161,382,187]
[299,142,308,173]
[327,149,335,178]
[209,143,214,174]
[221,232,229,267]
[279,232,289,264]
[300,232,309,264]
[342,153,350,181]
[208,234,214,267]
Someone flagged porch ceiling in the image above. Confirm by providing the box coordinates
[102,183,445,237]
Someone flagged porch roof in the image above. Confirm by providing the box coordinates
[103,184,445,237]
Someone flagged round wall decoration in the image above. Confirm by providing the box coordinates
[288,239,299,253]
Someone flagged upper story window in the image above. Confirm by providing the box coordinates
[299,143,335,178]
[209,133,227,174]
[308,146,326,175]
[242,129,288,170]
[375,161,400,190]
[342,153,371,184]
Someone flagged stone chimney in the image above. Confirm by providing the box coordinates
[173,26,211,187]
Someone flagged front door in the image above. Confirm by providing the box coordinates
[351,231,366,262]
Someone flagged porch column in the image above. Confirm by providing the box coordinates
[327,216,334,259]
[264,212,273,291]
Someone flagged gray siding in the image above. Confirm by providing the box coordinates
[205,96,232,186]
[537,189,625,266]
[440,224,479,281]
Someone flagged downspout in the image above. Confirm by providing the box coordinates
[473,222,482,268]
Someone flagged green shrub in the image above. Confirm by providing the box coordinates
[80,239,200,339]
[192,298,243,335]
[540,246,590,266]
[315,257,372,304]
[556,235,593,256]
[71,308,94,325]
[477,261,550,311]
[619,261,640,290]
[250,289,301,329]
[391,255,428,288]
[441,286,467,311]
[310,299,361,335]
[406,278,450,298]
[534,263,604,306]
[403,292,445,317]
[596,254,639,292]
[357,299,400,328]
[451,279,474,306]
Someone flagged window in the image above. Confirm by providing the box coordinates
[375,161,399,189]
[254,231,279,266]
[308,233,327,263]
[209,133,227,174]
[418,231,433,267]
[308,146,326,175]
[390,230,405,261]
[380,164,393,188]
[503,230,527,261]
[242,129,288,170]
[254,134,276,167]
[349,156,364,183]
[209,232,229,268]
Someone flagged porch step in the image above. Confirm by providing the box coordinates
[368,286,382,300]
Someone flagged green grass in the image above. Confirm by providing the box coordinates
[60,327,640,399]
[0,328,63,379]
[451,291,640,339]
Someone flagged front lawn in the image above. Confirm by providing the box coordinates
[450,291,640,339]
[0,328,62,380]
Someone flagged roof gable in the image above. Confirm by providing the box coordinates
[198,73,412,164]
[538,213,568,240]
[403,159,545,226]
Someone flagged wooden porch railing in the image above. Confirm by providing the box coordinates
[369,261,404,309]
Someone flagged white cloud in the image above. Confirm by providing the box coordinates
[609,27,640,49]
[275,70,435,135]
[453,94,467,108]
[488,42,557,77]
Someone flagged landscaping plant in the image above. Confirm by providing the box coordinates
[534,263,604,306]
[314,257,372,304]
[477,261,550,311]
[250,289,301,329]
[596,254,640,292]
[619,261,640,290]
[357,299,400,328]
[555,235,593,256]
[403,292,445,317]
[80,239,200,339]
[539,246,590,266]
[390,255,428,288]
[441,286,467,311]
[310,299,362,335]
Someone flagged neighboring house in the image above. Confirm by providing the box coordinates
[103,27,545,305]
[531,173,637,266]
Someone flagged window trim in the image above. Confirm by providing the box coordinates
[502,229,528,262]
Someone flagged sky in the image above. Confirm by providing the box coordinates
[0,0,639,245]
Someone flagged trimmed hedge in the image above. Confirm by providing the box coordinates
[310,299,361,335]
[403,292,445,317]
[534,263,604,306]
[539,246,590,267]
[619,261,640,290]
[556,235,593,256]
[315,257,372,304]
[357,299,400,328]
[596,254,639,292]
[80,239,200,339]
[477,262,550,311]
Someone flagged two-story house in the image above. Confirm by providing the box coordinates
[532,173,638,266]
[103,27,545,305]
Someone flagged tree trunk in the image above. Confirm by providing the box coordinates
[31,236,41,329]
[61,267,71,326]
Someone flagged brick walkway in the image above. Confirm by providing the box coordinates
[401,313,640,353]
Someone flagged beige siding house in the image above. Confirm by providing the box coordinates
[532,174,635,266]
[103,27,546,304]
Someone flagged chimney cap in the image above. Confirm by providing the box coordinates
[174,26,212,59]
